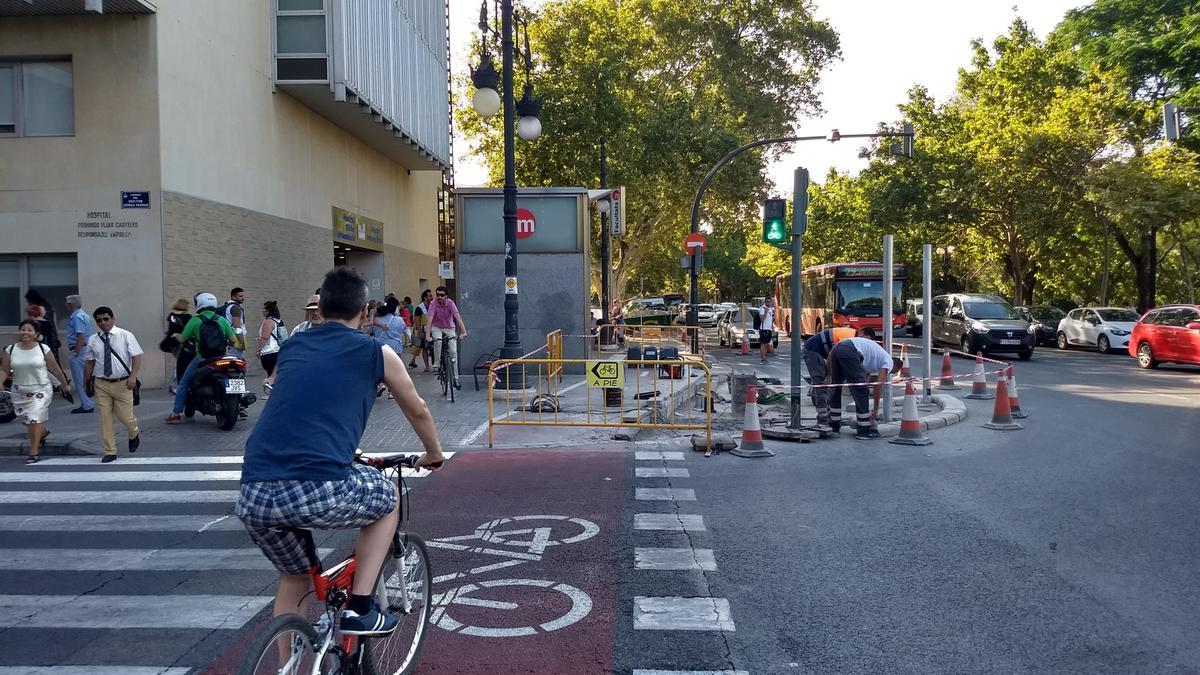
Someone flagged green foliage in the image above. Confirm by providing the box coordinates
[455,0,839,301]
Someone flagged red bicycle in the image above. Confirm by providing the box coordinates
[238,453,436,675]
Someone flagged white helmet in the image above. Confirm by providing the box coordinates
[194,292,218,310]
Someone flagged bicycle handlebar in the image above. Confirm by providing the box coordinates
[355,453,443,470]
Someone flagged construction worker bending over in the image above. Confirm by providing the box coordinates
[801,326,857,434]
[829,336,902,440]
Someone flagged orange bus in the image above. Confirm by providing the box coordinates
[776,262,907,338]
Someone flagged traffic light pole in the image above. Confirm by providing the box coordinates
[788,167,808,431]
[686,127,913,354]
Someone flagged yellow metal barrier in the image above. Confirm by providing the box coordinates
[546,329,563,392]
[487,357,712,449]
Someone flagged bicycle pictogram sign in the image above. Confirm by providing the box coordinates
[424,515,600,638]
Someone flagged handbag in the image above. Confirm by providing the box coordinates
[104,337,142,406]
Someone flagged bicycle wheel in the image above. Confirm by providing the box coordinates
[358,533,433,675]
[237,613,320,675]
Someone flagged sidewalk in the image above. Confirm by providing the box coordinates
[0,368,492,457]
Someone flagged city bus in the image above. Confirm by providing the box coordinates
[775,262,907,338]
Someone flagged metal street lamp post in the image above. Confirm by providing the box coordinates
[599,135,610,326]
[471,0,542,388]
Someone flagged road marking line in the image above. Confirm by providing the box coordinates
[635,488,696,501]
[633,597,735,631]
[635,468,689,478]
[0,515,246,532]
[0,662,192,667]
[0,470,243,483]
[0,594,271,629]
[635,547,716,571]
[0,490,240,504]
[635,451,685,461]
[634,513,706,531]
[0,669,192,675]
[633,671,749,675]
[35,456,244,466]
[0,548,333,571]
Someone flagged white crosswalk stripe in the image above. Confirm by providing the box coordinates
[0,451,456,671]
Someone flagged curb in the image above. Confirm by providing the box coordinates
[0,432,101,457]
[755,393,967,440]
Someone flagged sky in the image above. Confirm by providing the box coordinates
[448,0,1088,192]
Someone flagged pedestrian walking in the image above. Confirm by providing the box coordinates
[291,294,323,335]
[2,320,74,464]
[222,287,247,357]
[758,298,777,363]
[828,336,902,440]
[164,298,192,394]
[399,297,414,347]
[801,327,857,433]
[22,288,62,367]
[82,306,143,462]
[408,289,432,371]
[256,300,288,398]
[65,294,95,414]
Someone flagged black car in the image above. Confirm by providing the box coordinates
[929,293,1036,360]
[1015,305,1066,346]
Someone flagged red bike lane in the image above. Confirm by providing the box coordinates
[408,447,626,674]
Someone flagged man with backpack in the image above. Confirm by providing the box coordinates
[166,292,234,424]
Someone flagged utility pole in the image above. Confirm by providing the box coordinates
[599,135,610,325]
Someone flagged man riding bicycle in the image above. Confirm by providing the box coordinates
[426,286,468,390]
[236,266,445,635]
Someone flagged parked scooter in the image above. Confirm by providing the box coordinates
[183,355,256,430]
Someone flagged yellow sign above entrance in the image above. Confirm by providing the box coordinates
[586,360,624,388]
[332,206,384,252]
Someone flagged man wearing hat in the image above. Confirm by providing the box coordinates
[292,294,323,335]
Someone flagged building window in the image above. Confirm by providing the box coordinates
[0,255,79,328]
[0,61,74,137]
[274,0,328,83]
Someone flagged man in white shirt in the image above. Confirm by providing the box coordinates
[758,298,777,363]
[828,336,902,440]
[223,287,247,357]
[83,306,143,462]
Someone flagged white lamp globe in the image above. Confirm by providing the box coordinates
[596,199,611,214]
[472,88,501,118]
[517,115,543,141]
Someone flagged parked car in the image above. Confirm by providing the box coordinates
[674,304,720,327]
[1056,306,1140,354]
[929,293,1036,359]
[1015,304,1066,346]
[906,298,924,338]
[716,307,779,349]
[1128,304,1200,369]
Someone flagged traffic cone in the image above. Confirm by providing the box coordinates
[1007,365,1027,419]
[731,384,775,458]
[890,379,932,446]
[937,350,960,390]
[983,376,1023,430]
[964,352,994,400]
[899,345,911,378]
[740,331,750,355]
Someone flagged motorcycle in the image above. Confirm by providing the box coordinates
[184,355,257,430]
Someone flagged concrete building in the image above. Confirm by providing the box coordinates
[1,0,452,386]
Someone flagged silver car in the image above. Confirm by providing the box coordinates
[717,307,761,347]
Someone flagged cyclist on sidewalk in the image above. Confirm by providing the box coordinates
[426,286,468,390]
[236,266,445,635]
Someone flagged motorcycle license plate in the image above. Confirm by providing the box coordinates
[1000,339,1021,345]
[224,379,247,394]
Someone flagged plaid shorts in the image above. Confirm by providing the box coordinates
[236,463,398,574]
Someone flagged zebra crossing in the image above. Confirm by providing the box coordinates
[0,451,452,672]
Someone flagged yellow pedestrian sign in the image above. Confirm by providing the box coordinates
[586,360,624,388]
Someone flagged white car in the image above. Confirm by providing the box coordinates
[717,308,761,347]
[1057,306,1141,354]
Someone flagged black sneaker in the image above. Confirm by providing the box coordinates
[340,604,398,636]
[855,427,881,440]
[829,422,841,433]
[101,454,117,463]
[128,435,140,453]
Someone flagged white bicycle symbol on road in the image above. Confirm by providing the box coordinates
[424,515,600,638]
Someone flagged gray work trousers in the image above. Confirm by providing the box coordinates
[802,348,839,426]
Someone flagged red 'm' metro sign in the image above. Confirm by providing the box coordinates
[516,208,536,239]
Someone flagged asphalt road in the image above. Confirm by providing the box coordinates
[0,336,1196,673]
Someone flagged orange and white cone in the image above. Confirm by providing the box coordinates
[899,345,911,378]
[937,349,960,390]
[731,384,775,458]
[964,352,994,400]
[983,376,1023,430]
[1007,365,1027,419]
[889,379,932,446]
[740,330,750,355]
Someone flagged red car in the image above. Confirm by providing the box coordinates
[1128,304,1200,368]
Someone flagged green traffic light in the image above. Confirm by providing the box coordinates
[765,219,787,243]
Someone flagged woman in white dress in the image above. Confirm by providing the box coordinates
[1,320,73,464]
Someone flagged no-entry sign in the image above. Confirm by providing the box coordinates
[683,231,708,254]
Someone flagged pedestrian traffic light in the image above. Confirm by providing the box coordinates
[762,198,788,244]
